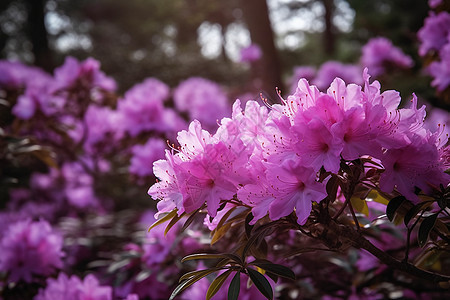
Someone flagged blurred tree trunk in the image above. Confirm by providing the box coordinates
[321,0,335,55]
[25,0,53,71]
[240,0,283,101]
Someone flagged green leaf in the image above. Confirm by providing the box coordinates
[215,206,237,230]
[179,268,224,282]
[148,209,178,232]
[181,253,231,263]
[418,214,438,247]
[366,190,389,205]
[404,202,432,226]
[165,212,185,236]
[211,222,232,245]
[245,212,254,238]
[250,262,295,280]
[228,272,241,300]
[386,196,406,222]
[350,196,369,217]
[181,209,202,232]
[170,269,218,300]
[206,270,233,300]
[247,268,273,300]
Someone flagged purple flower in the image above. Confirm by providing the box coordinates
[0,60,50,90]
[52,56,116,92]
[118,78,174,137]
[9,63,65,119]
[150,68,449,226]
[417,12,450,57]
[429,0,443,8]
[428,43,450,91]
[76,104,124,153]
[0,219,64,283]
[129,138,166,177]
[312,61,363,90]
[239,44,262,62]
[62,162,99,208]
[361,37,413,76]
[173,77,229,131]
[35,273,113,300]
[379,135,447,202]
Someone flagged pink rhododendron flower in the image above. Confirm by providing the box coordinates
[117,80,168,137]
[173,77,229,131]
[313,61,363,90]
[361,37,413,76]
[429,0,443,8]
[266,160,328,224]
[35,273,113,300]
[428,43,450,91]
[379,135,445,202]
[417,12,450,57]
[52,56,116,92]
[150,68,449,226]
[0,219,64,283]
[0,60,51,89]
[129,138,166,177]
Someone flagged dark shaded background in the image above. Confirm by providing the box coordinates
[0,0,443,107]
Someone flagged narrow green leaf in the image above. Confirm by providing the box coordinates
[211,222,232,245]
[170,270,218,300]
[418,214,438,247]
[181,253,230,263]
[148,209,178,232]
[228,272,240,300]
[216,206,237,231]
[350,196,369,217]
[404,202,432,226]
[181,208,203,232]
[247,268,273,300]
[179,268,224,282]
[265,272,279,283]
[250,262,295,280]
[245,212,254,238]
[386,196,406,222]
[164,212,185,236]
[206,270,233,300]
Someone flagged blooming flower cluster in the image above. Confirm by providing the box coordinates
[173,77,229,131]
[118,78,185,137]
[149,69,449,225]
[0,219,64,283]
[418,11,450,91]
[290,37,413,94]
[361,37,413,77]
[35,273,114,300]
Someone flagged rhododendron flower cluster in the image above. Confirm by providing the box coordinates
[0,219,64,283]
[149,69,449,225]
[118,78,185,137]
[173,77,229,131]
[35,273,114,300]
[418,10,450,91]
[361,37,413,76]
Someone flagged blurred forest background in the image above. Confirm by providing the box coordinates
[0,0,444,107]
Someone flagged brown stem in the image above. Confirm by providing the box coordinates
[335,222,450,284]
